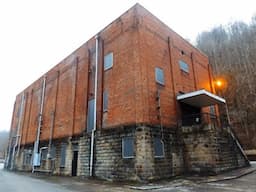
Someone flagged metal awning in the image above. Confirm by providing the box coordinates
[177,89,226,107]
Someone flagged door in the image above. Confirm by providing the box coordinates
[180,103,201,126]
[71,151,78,176]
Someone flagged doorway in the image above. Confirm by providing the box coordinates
[72,151,78,176]
[180,103,201,126]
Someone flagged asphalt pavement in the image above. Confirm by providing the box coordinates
[0,162,256,192]
[0,163,72,192]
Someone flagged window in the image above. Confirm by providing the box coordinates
[155,67,164,85]
[104,52,113,70]
[60,143,67,168]
[87,99,95,133]
[122,137,134,158]
[47,145,56,159]
[179,60,189,73]
[103,90,108,112]
[210,105,215,115]
[154,137,164,158]
[41,148,48,161]
[23,150,32,165]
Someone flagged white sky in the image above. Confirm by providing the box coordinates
[0,0,255,132]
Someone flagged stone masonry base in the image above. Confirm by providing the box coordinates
[13,124,248,182]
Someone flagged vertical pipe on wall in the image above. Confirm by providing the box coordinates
[17,92,26,155]
[20,92,29,149]
[89,35,99,177]
[32,76,46,172]
[100,39,105,128]
[10,92,25,170]
[25,89,33,145]
[207,64,214,93]
[190,52,197,90]
[167,37,179,125]
[47,111,55,159]
[85,50,90,133]
[71,58,78,136]
[6,101,16,169]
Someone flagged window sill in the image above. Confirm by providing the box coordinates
[104,66,113,71]
[154,156,165,158]
[156,82,165,86]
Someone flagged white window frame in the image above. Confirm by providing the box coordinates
[104,52,113,71]
[155,67,165,85]
[179,60,189,73]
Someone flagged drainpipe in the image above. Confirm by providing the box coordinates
[89,35,99,177]
[32,76,46,172]
[17,93,26,155]
[47,111,55,159]
[11,92,25,170]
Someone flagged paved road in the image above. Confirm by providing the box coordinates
[0,163,72,192]
[0,163,134,192]
[1,162,256,192]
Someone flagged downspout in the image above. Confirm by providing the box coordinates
[190,52,197,90]
[47,111,55,160]
[89,35,99,177]
[6,101,16,169]
[11,92,25,170]
[17,93,26,154]
[32,76,46,172]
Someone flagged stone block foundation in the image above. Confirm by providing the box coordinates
[13,125,248,182]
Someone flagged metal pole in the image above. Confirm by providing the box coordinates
[89,35,99,177]
[11,92,25,170]
[225,103,231,125]
[32,76,46,172]
[47,111,55,159]
[17,93,26,154]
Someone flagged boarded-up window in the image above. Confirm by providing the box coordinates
[104,52,113,70]
[122,137,134,158]
[60,143,66,168]
[155,67,164,85]
[154,137,164,158]
[103,90,108,112]
[87,99,95,133]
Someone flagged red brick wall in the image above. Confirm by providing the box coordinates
[136,6,213,127]
[11,4,214,145]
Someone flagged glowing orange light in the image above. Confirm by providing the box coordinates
[215,80,223,87]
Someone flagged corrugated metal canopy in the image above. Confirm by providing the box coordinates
[177,89,226,107]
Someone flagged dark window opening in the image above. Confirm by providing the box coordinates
[60,143,67,168]
[87,99,95,133]
[154,137,164,158]
[103,90,108,112]
[122,137,134,158]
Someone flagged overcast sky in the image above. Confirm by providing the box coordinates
[0,0,255,132]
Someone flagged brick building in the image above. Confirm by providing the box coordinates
[6,4,249,181]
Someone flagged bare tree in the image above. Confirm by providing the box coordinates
[196,16,256,150]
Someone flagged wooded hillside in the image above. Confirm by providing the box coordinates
[0,131,9,159]
[196,16,256,150]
